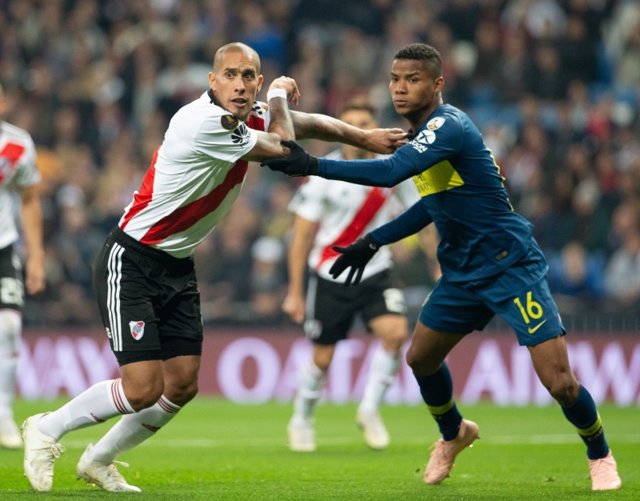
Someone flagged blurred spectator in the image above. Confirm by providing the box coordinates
[604,229,640,308]
[248,236,287,324]
[0,0,635,327]
[548,241,606,313]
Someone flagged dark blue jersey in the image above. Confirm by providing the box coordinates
[317,103,537,283]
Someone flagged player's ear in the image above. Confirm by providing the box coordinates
[257,74,264,94]
[208,71,216,91]
[435,76,445,92]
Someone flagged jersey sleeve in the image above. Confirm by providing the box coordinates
[405,113,464,168]
[370,199,433,246]
[316,111,465,188]
[11,134,40,188]
[194,111,259,162]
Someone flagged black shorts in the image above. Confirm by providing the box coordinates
[303,270,406,346]
[93,228,203,365]
[0,245,24,311]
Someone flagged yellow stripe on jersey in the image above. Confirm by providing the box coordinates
[412,160,464,197]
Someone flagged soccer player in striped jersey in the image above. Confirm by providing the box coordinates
[262,43,622,491]
[21,42,406,493]
[284,99,428,452]
[0,84,45,450]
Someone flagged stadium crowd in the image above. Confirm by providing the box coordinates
[1,0,639,328]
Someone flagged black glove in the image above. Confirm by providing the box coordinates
[260,140,319,177]
[328,234,380,286]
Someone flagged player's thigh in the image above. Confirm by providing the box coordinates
[158,281,203,361]
[360,271,409,347]
[0,245,24,312]
[490,275,565,346]
[418,278,494,335]
[93,237,163,365]
[304,274,355,346]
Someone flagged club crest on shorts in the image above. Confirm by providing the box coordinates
[129,320,145,340]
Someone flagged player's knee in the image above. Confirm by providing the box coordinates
[125,382,165,411]
[405,345,434,375]
[379,328,408,352]
[164,378,199,406]
[546,376,580,405]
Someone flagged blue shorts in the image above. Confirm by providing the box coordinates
[419,246,565,346]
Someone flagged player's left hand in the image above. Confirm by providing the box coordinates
[261,140,319,177]
[364,128,408,154]
[328,234,380,286]
[267,76,300,106]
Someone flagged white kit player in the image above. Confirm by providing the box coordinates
[283,101,422,452]
[0,84,45,450]
[21,43,406,493]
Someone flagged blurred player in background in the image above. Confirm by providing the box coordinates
[0,84,45,449]
[21,42,405,493]
[284,99,427,452]
[263,43,621,491]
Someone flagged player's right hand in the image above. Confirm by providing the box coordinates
[282,293,305,323]
[364,128,408,154]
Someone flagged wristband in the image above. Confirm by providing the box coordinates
[267,88,287,101]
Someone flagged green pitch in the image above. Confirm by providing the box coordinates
[1,398,638,500]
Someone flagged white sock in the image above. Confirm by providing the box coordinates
[292,361,325,422]
[38,378,134,440]
[0,310,20,420]
[358,347,400,415]
[90,395,181,464]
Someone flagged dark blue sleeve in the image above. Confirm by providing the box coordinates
[317,144,421,187]
[316,113,464,187]
[369,200,433,246]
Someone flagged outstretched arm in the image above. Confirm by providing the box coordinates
[262,140,420,185]
[329,200,433,285]
[291,110,407,154]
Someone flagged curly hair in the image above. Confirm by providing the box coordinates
[394,43,443,77]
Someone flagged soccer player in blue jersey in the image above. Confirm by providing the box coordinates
[262,43,622,491]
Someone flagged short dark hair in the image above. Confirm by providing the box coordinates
[340,97,376,117]
[394,43,443,77]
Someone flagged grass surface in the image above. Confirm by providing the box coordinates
[1,398,638,500]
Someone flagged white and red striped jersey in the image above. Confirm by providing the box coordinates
[288,150,421,283]
[0,121,40,249]
[119,92,269,258]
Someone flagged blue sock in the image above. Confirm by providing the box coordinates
[561,385,610,460]
[414,363,462,441]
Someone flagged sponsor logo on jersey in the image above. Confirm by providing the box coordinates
[231,123,251,146]
[129,320,145,340]
[410,129,437,153]
[427,116,445,130]
[221,114,239,130]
